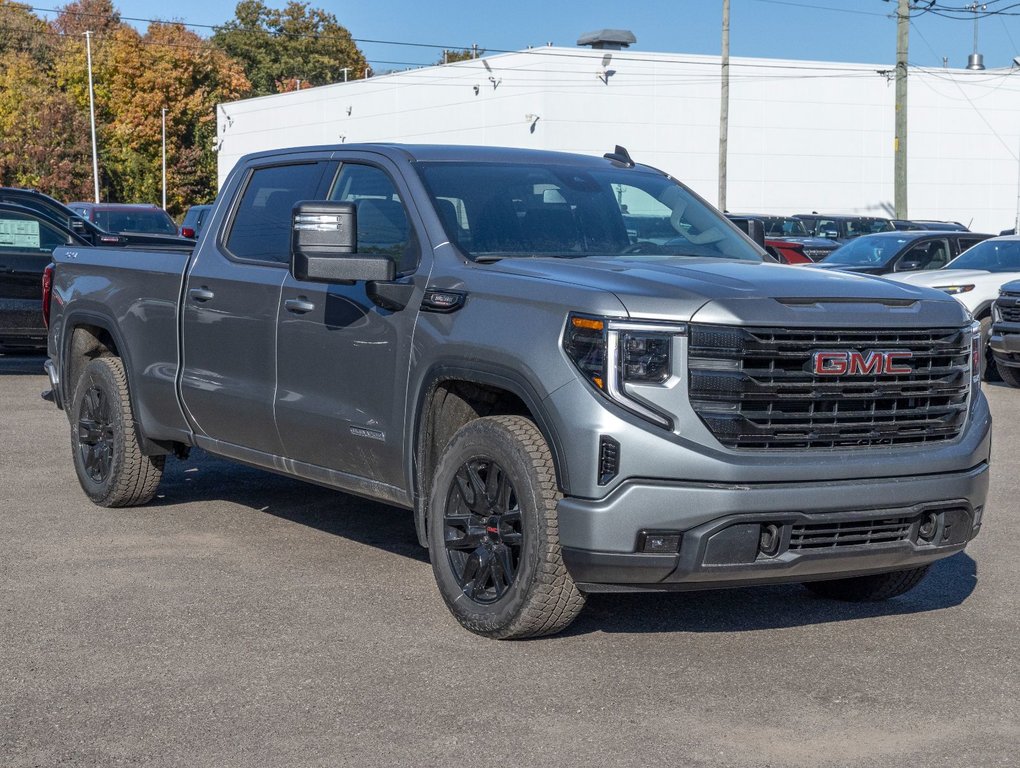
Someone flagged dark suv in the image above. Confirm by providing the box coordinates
[815,231,992,275]
[794,213,894,243]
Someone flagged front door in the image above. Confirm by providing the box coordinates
[274,155,429,489]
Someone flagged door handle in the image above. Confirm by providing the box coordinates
[189,287,215,302]
[284,298,316,314]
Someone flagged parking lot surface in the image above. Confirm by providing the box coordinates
[2,351,1018,767]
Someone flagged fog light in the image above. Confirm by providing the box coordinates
[918,512,940,543]
[638,531,682,553]
[758,523,781,557]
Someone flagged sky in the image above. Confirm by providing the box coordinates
[32,0,1020,71]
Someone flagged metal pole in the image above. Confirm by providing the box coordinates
[718,0,730,212]
[894,0,909,219]
[85,31,100,203]
[161,107,167,210]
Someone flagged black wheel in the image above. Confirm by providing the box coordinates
[70,357,164,507]
[998,363,1020,388]
[428,415,585,639]
[804,565,930,602]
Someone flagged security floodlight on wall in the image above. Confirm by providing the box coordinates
[525,114,540,133]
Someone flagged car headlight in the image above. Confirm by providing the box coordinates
[563,314,684,429]
[937,284,975,295]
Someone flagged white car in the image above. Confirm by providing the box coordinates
[891,235,1020,375]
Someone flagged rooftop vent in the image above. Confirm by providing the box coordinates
[576,29,636,50]
[966,52,985,70]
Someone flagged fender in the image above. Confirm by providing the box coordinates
[409,361,571,547]
[59,308,173,455]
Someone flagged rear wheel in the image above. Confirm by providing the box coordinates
[70,357,164,507]
[803,566,930,602]
[428,415,585,639]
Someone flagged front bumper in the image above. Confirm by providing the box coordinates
[558,462,988,591]
[990,324,1020,367]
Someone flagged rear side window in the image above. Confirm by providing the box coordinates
[225,163,324,263]
[0,213,70,252]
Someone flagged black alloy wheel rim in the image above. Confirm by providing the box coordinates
[77,384,115,483]
[443,458,524,604]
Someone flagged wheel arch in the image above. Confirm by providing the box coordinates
[410,363,569,547]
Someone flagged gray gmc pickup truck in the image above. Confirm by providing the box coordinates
[44,144,991,638]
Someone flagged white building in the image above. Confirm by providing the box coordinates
[216,44,1020,234]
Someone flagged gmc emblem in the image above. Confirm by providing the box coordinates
[812,350,913,376]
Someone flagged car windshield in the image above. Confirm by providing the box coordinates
[822,235,913,266]
[944,239,1020,272]
[94,208,178,235]
[762,217,809,237]
[415,162,761,262]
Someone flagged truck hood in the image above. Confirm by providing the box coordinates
[485,256,966,325]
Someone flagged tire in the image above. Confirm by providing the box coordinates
[803,565,930,602]
[428,415,585,639]
[70,356,164,507]
[998,363,1020,388]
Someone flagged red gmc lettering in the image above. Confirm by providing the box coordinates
[813,350,913,376]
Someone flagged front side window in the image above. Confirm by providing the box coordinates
[225,162,325,263]
[328,163,416,273]
[416,162,760,262]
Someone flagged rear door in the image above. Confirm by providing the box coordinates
[180,155,331,455]
[0,209,76,343]
[273,153,430,488]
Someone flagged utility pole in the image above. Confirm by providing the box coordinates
[161,107,167,211]
[85,31,100,204]
[718,0,730,212]
[894,0,909,219]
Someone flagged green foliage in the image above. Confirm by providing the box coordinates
[437,48,482,65]
[213,1,367,96]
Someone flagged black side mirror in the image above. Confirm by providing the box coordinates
[290,200,395,283]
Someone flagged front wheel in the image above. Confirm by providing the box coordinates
[998,363,1020,388]
[428,415,585,639]
[70,356,165,507]
[803,566,930,602]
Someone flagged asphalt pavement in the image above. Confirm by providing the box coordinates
[2,350,1018,767]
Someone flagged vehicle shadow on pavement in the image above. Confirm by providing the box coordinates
[152,449,428,563]
[0,351,47,376]
[568,552,977,635]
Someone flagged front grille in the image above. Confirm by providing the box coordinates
[996,294,1020,323]
[789,517,913,550]
[688,325,971,450]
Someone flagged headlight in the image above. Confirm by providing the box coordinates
[937,284,975,295]
[563,314,684,428]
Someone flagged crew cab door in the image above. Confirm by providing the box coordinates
[274,155,430,489]
[179,156,331,455]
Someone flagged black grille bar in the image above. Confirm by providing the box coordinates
[689,325,970,450]
[789,517,913,550]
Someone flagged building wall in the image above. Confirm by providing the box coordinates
[217,47,1020,234]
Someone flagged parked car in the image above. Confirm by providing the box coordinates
[758,215,839,263]
[814,231,992,276]
[892,219,969,232]
[989,279,1020,387]
[69,202,179,236]
[43,143,989,639]
[892,235,1020,376]
[0,188,191,248]
[179,204,213,239]
[794,213,894,243]
[0,202,88,350]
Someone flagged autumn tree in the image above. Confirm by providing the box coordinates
[212,1,367,95]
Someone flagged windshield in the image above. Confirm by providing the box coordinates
[945,239,1020,272]
[94,208,178,235]
[762,217,809,237]
[822,235,912,266]
[415,162,761,262]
